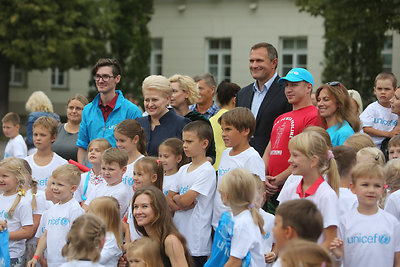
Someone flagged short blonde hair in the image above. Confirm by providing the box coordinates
[385,159,400,192]
[52,164,81,186]
[351,162,384,185]
[87,138,112,153]
[2,112,20,126]
[389,135,400,149]
[25,91,54,113]
[343,133,375,153]
[126,237,164,267]
[356,147,385,166]
[33,116,58,137]
[102,147,128,168]
[142,75,172,98]
[169,74,199,105]
[280,239,332,267]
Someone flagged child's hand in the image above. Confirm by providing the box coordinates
[265,251,276,263]
[0,220,7,231]
[117,254,128,267]
[27,258,38,267]
[330,237,344,259]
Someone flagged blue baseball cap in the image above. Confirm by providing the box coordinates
[278,68,314,87]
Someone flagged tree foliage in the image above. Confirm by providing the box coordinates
[296,0,400,104]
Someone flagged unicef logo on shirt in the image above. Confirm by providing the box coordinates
[0,210,8,219]
[379,234,391,245]
[48,217,70,226]
[264,232,271,240]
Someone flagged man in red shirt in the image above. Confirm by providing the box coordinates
[263,68,321,213]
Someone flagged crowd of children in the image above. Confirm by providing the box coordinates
[2,69,400,267]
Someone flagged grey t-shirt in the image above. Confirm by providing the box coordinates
[52,123,79,161]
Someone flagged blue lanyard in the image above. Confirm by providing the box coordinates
[81,171,91,201]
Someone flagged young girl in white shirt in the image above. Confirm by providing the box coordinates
[114,119,146,188]
[60,214,107,267]
[89,196,123,267]
[278,131,340,249]
[158,138,188,196]
[218,168,265,267]
[0,157,34,266]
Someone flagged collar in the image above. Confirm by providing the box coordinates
[296,176,325,198]
[99,92,119,108]
[252,72,277,93]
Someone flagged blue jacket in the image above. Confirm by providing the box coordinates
[77,90,142,149]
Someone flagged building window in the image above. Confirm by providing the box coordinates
[150,38,163,75]
[9,65,25,87]
[51,67,68,88]
[207,39,231,83]
[382,36,392,72]
[280,38,308,76]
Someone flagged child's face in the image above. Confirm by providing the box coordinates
[0,167,17,196]
[272,214,289,250]
[390,89,400,115]
[220,121,249,149]
[127,252,147,267]
[182,130,208,158]
[133,194,156,227]
[2,122,19,139]
[33,126,55,150]
[51,177,76,204]
[350,176,384,209]
[133,164,156,191]
[158,145,181,174]
[101,161,126,186]
[115,132,137,154]
[389,145,400,160]
[45,180,57,202]
[88,143,104,165]
[374,79,395,107]
[288,149,314,176]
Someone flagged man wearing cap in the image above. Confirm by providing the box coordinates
[236,42,291,156]
[263,67,321,213]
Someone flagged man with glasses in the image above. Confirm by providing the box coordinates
[77,58,142,164]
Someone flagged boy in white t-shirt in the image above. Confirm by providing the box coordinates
[28,164,84,267]
[2,112,27,159]
[360,72,398,147]
[83,148,133,218]
[212,107,265,229]
[25,116,67,190]
[331,162,400,267]
[74,138,111,203]
[167,121,216,266]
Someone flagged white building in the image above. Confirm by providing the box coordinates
[8,0,399,116]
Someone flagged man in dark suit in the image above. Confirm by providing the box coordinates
[236,42,291,157]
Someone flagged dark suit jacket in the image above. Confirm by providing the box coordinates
[236,76,292,156]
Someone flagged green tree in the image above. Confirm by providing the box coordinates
[296,0,399,104]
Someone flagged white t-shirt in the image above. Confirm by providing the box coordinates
[171,161,216,256]
[45,198,84,266]
[25,153,68,190]
[339,187,358,216]
[74,170,104,203]
[385,189,400,221]
[230,209,265,267]
[127,200,142,242]
[122,155,144,188]
[60,261,106,267]
[339,208,400,267]
[85,181,133,218]
[278,178,339,244]
[360,101,398,147]
[259,209,275,256]
[0,194,33,258]
[4,134,27,159]
[163,172,180,196]
[212,147,265,229]
[99,231,123,267]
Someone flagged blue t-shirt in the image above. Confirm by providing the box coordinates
[327,120,355,146]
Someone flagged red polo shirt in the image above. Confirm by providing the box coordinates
[296,176,325,198]
[99,93,119,122]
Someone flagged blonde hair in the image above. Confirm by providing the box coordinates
[25,91,54,113]
[356,147,385,166]
[134,157,164,190]
[0,157,26,218]
[52,164,81,186]
[348,89,363,114]
[289,131,340,195]
[385,159,400,192]
[62,214,106,262]
[169,74,199,105]
[351,162,384,185]
[102,147,128,169]
[18,158,38,211]
[2,112,20,126]
[252,174,265,209]
[126,237,164,267]
[280,239,332,267]
[67,93,89,107]
[87,138,112,152]
[33,116,58,138]
[142,75,172,98]
[89,196,123,250]
[303,126,333,148]
[389,135,400,148]
[218,168,265,235]
[343,133,375,153]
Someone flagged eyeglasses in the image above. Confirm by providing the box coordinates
[327,81,340,86]
[94,74,115,82]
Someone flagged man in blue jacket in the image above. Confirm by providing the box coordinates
[77,58,142,164]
